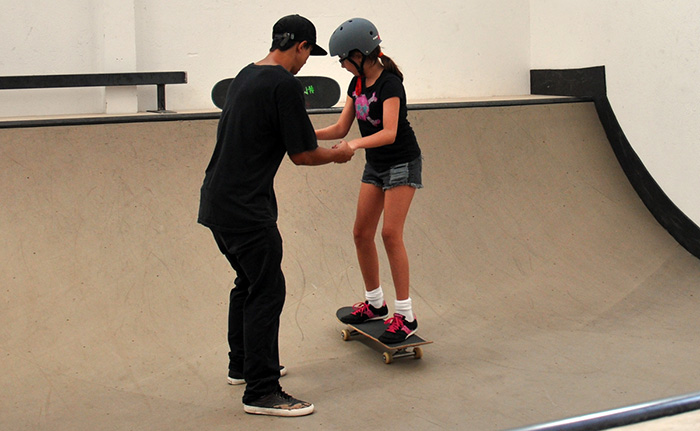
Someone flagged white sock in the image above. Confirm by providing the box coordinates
[395,298,414,322]
[365,286,384,309]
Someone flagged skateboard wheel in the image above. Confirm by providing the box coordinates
[383,352,393,364]
[414,347,423,359]
[341,329,351,341]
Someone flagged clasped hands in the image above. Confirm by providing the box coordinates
[331,140,354,163]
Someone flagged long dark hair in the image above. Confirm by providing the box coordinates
[351,46,404,81]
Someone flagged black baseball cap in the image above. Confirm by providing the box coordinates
[272,14,327,56]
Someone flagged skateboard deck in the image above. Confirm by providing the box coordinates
[211,76,341,110]
[297,76,341,109]
[210,78,233,109]
[336,306,432,364]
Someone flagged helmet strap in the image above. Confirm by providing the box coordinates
[348,56,367,95]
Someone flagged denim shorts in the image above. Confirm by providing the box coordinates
[361,156,423,190]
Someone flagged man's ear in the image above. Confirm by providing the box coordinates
[297,41,310,52]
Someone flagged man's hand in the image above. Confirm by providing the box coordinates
[332,140,354,163]
[289,143,353,166]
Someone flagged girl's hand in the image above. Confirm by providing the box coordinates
[333,140,354,163]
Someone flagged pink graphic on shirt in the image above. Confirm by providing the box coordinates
[354,91,381,127]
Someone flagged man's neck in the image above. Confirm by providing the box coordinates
[256,51,291,72]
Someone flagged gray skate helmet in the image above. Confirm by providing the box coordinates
[329,18,382,59]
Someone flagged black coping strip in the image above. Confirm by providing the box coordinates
[0,97,586,129]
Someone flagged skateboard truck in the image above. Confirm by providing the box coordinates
[341,328,424,364]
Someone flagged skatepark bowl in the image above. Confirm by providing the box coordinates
[2,100,700,430]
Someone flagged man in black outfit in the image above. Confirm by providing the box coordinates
[198,15,354,417]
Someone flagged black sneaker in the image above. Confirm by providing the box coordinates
[243,389,314,417]
[378,313,418,344]
[339,301,389,324]
[227,365,287,385]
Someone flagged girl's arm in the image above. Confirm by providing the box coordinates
[347,97,399,151]
[315,96,356,140]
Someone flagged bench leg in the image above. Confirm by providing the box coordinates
[148,84,174,113]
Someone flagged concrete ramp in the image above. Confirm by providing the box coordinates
[2,102,699,430]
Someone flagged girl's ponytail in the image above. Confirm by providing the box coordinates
[369,47,404,81]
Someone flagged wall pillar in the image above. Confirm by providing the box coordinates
[96,0,138,114]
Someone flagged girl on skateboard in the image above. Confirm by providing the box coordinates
[316,18,422,343]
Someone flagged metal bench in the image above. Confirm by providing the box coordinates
[0,71,187,113]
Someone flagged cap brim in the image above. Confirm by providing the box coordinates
[310,44,327,56]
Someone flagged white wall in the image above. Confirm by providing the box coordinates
[530,0,700,229]
[1,1,105,116]
[1,0,530,115]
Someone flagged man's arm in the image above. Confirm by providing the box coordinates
[289,142,354,166]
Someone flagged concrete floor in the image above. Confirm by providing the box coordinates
[2,102,700,430]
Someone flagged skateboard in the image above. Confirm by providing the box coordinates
[211,76,341,110]
[336,306,432,364]
[210,78,233,109]
[297,76,341,109]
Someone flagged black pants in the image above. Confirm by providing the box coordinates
[211,226,285,403]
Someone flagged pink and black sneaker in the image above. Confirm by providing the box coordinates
[378,313,418,344]
[340,301,389,324]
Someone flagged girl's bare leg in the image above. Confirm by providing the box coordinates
[381,185,416,301]
[353,183,385,292]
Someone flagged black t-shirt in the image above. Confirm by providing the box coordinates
[198,64,318,232]
[349,71,420,171]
